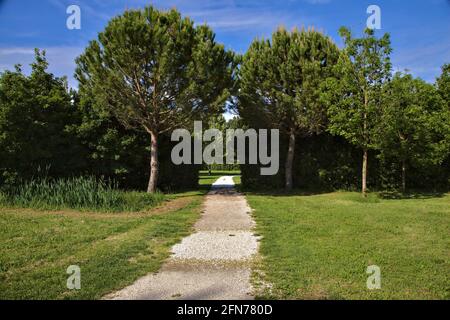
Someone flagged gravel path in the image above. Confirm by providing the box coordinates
[105,176,259,300]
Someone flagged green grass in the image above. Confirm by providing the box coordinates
[7,170,445,300]
[0,177,164,212]
[0,171,239,299]
[0,193,202,299]
[246,191,450,300]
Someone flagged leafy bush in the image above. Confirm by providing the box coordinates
[0,176,164,212]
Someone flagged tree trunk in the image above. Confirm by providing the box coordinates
[362,89,368,197]
[147,131,159,193]
[285,130,296,192]
[401,160,406,194]
[362,149,368,197]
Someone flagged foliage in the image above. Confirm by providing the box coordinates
[325,28,392,149]
[436,63,450,104]
[238,27,339,190]
[240,132,368,191]
[0,50,85,186]
[0,18,448,196]
[72,89,150,189]
[75,6,236,192]
[325,27,392,195]
[202,114,241,171]
[377,72,450,192]
[0,176,164,212]
[73,87,200,191]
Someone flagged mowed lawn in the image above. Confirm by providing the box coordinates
[0,193,203,299]
[247,192,450,300]
[198,170,241,187]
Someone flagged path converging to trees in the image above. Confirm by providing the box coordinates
[105,176,259,300]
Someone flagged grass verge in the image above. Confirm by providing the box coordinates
[246,191,450,299]
[0,177,164,212]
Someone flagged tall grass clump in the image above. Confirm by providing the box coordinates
[0,176,164,212]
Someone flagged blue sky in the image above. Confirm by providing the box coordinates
[1,0,449,89]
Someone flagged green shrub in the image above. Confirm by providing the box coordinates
[0,176,164,212]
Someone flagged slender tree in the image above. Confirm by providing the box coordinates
[75,6,236,193]
[378,72,450,193]
[238,27,339,191]
[326,27,392,196]
[437,63,450,105]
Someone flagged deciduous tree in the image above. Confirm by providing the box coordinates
[437,63,450,105]
[326,27,392,196]
[0,50,82,185]
[378,72,450,193]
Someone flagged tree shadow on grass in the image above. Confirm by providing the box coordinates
[240,186,448,200]
[239,186,335,197]
[378,190,448,200]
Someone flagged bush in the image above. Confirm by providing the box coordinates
[0,176,164,212]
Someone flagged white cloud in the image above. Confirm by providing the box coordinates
[391,40,450,82]
[0,46,84,89]
[47,0,110,20]
[143,0,318,33]
[0,48,36,55]
[188,8,311,32]
[305,0,331,4]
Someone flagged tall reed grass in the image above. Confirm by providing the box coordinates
[0,176,164,212]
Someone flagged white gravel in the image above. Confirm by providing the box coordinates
[105,176,259,300]
[105,264,253,300]
[195,193,254,231]
[171,231,258,261]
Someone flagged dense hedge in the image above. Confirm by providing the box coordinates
[240,132,450,192]
[158,135,200,191]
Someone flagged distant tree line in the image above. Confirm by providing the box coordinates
[1,6,449,195]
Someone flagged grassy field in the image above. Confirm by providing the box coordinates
[3,170,447,300]
[0,171,231,300]
[198,170,240,187]
[246,191,450,300]
[0,191,203,299]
